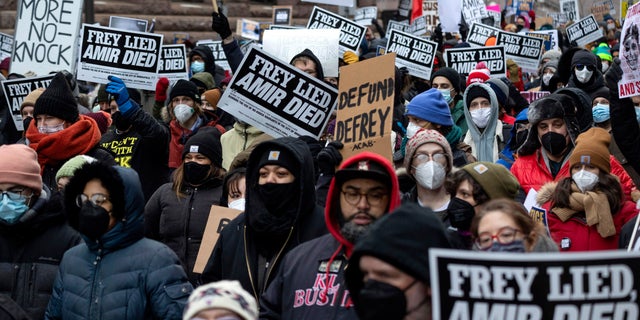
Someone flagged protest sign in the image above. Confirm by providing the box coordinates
[355,6,377,25]
[269,25,301,30]
[236,18,261,41]
[430,249,640,320]
[196,40,231,72]
[12,0,83,75]
[273,6,293,25]
[566,15,603,47]
[437,0,461,32]
[422,1,440,30]
[0,32,12,61]
[1,74,54,131]
[462,0,490,26]
[302,0,354,6]
[622,0,640,22]
[398,0,412,19]
[109,16,148,32]
[560,0,580,21]
[528,30,560,51]
[445,46,506,78]
[618,2,640,98]
[386,29,437,80]
[174,32,189,44]
[466,23,502,47]
[386,20,410,36]
[77,24,163,91]
[496,31,544,73]
[218,48,337,139]
[526,32,552,51]
[485,7,502,28]
[157,44,188,83]
[627,215,640,251]
[548,12,569,27]
[307,6,367,56]
[591,0,616,22]
[409,16,428,36]
[521,91,551,104]
[336,53,395,162]
[193,205,241,274]
[262,29,340,78]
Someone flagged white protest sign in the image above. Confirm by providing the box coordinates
[1,75,54,131]
[302,0,354,7]
[386,20,410,37]
[462,0,489,26]
[566,15,604,47]
[486,8,502,28]
[409,16,428,36]
[217,48,338,139]
[196,40,231,73]
[398,0,412,19]
[430,249,640,320]
[157,44,188,83]
[466,23,502,47]
[77,24,163,91]
[262,29,340,78]
[307,6,367,56]
[109,16,148,32]
[560,0,580,21]
[548,12,569,27]
[11,0,83,75]
[423,1,440,30]
[496,31,544,73]
[438,0,463,32]
[386,29,438,80]
[355,6,377,25]
[0,33,13,61]
[528,30,560,51]
[618,2,640,98]
[445,46,506,78]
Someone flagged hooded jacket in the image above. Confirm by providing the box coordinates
[220,122,268,170]
[289,49,325,80]
[259,152,401,319]
[201,138,327,301]
[497,108,529,170]
[45,166,192,320]
[463,83,503,162]
[189,45,226,86]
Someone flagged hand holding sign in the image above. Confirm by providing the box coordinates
[317,141,343,175]
[106,75,133,114]
[211,11,232,40]
[605,58,623,96]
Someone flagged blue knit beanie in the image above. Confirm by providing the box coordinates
[405,88,454,126]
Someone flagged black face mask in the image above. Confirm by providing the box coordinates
[257,182,296,216]
[78,202,111,240]
[22,116,33,131]
[184,162,211,185]
[112,111,131,132]
[448,197,475,231]
[540,132,568,156]
[355,279,415,320]
[513,129,529,149]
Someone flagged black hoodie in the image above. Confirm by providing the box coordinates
[289,49,325,80]
[189,45,227,86]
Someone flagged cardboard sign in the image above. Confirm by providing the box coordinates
[591,0,616,22]
[430,249,640,320]
[193,205,242,274]
[466,23,502,47]
[262,29,340,78]
[618,2,640,98]
[11,0,83,76]
[560,0,580,21]
[386,29,437,80]
[547,12,569,27]
[109,16,148,32]
[336,53,395,163]
[273,6,293,25]
[422,1,440,30]
[355,6,377,25]
[462,0,489,26]
[496,31,544,73]
[302,0,355,7]
[77,24,163,91]
[1,75,54,131]
[444,46,506,78]
[217,48,337,139]
[307,7,366,56]
[195,40,231,73]
[566,15,603,47]
[0,32,12,61]
[157,44,188,83]
[528,30,560,51]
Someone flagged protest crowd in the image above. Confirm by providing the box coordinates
[3,0,640,319]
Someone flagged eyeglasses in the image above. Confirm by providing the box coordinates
[575,64,595,72]
[413,153,447,164]
[341,190,388,206]
[0,189,32,201]
[475,227,522,250]
[76,193,110,207]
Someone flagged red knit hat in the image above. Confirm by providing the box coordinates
[0,144,43,195]
[466,62,491,86]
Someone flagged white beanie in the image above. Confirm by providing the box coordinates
[183,280,258,320]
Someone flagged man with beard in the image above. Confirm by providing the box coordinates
[260,152,401,319]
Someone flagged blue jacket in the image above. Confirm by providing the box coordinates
[497,108,529,170]
[45,167,193,320]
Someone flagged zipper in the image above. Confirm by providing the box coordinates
[243,226,259,301]
[262,227,295,293]
[89,245,102,319]
[27,264,36,305]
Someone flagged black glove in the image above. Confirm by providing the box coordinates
[317,141,343,175]
[211,11,232,39]
[604,57,623,96]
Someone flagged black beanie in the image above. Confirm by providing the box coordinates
[182,127,223,168]
[257,146,299,176]
[571,50,598,70]
[34,72,79,123]
[170,79,201,104]
[431,67,462,93]
[465,85,491,109]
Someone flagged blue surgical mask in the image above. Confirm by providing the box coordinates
[0,194,30,225]
[438,88,453,104]
[190,61,205,74]
[38,122,65,134]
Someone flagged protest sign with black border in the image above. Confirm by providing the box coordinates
[560,0,580,21]
[307,6,367,56]
[1,74,54,131]
[157,44,188,83]
[354,6,377,26]
[466,22,502,47]
[566,15,603,47]
[77,24,163,91]
[0,32,13,61]
[462,0,490,26]
[430,249,640,320]
[11,0,83,76]
[217,48,337,139]
[386,29,437,80]
[196,40,231,73]
[398,0,411,19]
[109,16,148,32]
[445,46,506,78]
[273,6,293,25]
[548,12,569,27]
[496,31,544,73]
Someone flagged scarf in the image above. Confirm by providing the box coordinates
[446,125,463,145]
[552,183,616,238]
[169,119,194,169]
[26,115,101,169]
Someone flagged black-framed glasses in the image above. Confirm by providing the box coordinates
[475,227,522,250]
[76,193,110,207]
[413,152,447,164]
[575,64,595,72]
[0,189,32,201]
[341,190,388,206]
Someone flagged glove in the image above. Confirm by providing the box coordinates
[155,77,170,102]
[604,57,623,96]
[106,75,133,115]
[317,141,343,175]
[211,11,232,39]
[343,51,359,64]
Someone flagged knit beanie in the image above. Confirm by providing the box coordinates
[405,88,454,126]
[182,280,258,320]
[34,72,79,123]
[182,128,223,168]
[594,43,613,62]
[95,84,109,103]
[569,127,611,173]
[486,78,508,106]
[0,144,43,195]
[592,104,610,123]
[55,155,97,181]
[465,84,491,110]
[404,129,453,171]
[190,72,216,90]
[203,88,222,108]
[21,88,45,111]
[85,111,112,134]
[466,62,491,86]
[0,57,9,71]
[256,145,299,176]
[571,50,598,70]
[170,79,201,104]
[541,50,562,62]
[430,67,462,93]
[461,162,520,200]
[590,86,610,102]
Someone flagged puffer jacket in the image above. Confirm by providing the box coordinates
[45,167,193,320]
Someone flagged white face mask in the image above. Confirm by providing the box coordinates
[575,68,594,83]
[38,122,65,134]
[414,160,447,190]
[174,104,195,124]
[572,169,599,193]
[601,62,610,73]
[406,122,421,139]
[470,108,492,128]
[228,198,245,211]
[542,73,553,86]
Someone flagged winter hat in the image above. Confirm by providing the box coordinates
[182,280,258,320]
[404,129,453,171]
[590,86,610,102]
[464,84,491,109]
[571,50,598,70]
[85,111,112,134]
[592,104,610,123]
[0,144,42,195]
[569,127,611,174]
[466,62,491,86]
[0,57,9,71]
[21,88,45,111]
[594,43,613,62]
[461,162,520,200]
[486,78,509,106]
[405,88,454,126]
[335,154,392,187]
[527,96,567,125]
[182,127,223,168]
[203,88,222,108]
[55,155,97,182]
[256,144,299,176]
[95,84,109,103]
[34,72,79,123]
[430,67,462,93]
[220,75,232,88]
[170,79,201,104]
[190,72,216,90]
[541,50,562,62]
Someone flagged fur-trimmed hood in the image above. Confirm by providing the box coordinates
[536,181,558,205]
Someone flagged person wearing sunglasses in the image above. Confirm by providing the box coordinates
[567,49,605,95]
